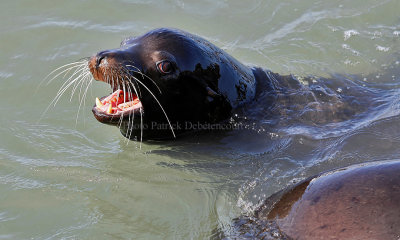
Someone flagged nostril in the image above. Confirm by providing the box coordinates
[95,50,110,68]
[96,55,106,68]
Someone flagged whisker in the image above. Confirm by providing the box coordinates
[52,74,82,106]
[76,73,94,125]
[120,71,141,140]
[118,79,132,135]
[111,67,115,91]
[56,64,87,99]
[42,60,87,86]
[39,59,90,123]
[115,73,125,128]
[121,69,175,138]
[125,63,162,94]
[125,84,135,145]
[36,61,87,96]
[122,77,127,106]
[70,65,90,101]
[125,75,143,144]
[77,69,91,102]
[53,77,85,110]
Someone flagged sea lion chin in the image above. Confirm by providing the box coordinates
[88,28,257,140]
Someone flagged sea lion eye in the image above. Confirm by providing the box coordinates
[156,61,173,74]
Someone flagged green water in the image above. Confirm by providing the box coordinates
[0,0,399,239]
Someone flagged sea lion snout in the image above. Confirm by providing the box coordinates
[89,49,129,82]
[89,50,112,70]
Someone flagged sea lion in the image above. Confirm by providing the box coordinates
[233,160,400,240]
[88,28,257,140]
[67,28,400,239]
[87,28,374,140]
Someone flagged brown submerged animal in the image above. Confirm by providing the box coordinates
[231,160,400,240]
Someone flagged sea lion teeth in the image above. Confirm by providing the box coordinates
[106,104,112,114]
[96,97,103,108]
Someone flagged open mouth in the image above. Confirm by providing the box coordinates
[92,89,142,123]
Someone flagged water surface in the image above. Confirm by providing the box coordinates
[0,0,399,239]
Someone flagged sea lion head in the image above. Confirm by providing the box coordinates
[88,28,256,140]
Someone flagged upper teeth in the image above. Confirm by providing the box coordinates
[96,97,103,108]
[95,90,141,115]
[107,104,112,114]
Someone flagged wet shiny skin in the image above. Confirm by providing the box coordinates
[1,0,400,239]
[253,161,400,240]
